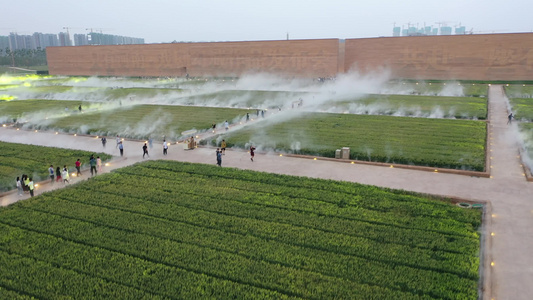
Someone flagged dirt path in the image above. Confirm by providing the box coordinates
[1,85,532,299]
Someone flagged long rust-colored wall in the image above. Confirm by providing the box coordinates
[47,33,533,80]
[344,33,533,81]
[47,39,340,78]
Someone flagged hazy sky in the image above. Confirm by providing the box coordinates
[2,0,532,43]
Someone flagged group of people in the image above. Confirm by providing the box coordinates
[48,164,72,185]
[16,175,34,197]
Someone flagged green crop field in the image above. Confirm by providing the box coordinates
[208,113,487,171]
[0,99,88,122]
[505,85,533,98]
[39,104,250,140]
[509,98,533,121]
[5,85,185,101]
[0,160,482,299]
[386,82,488,97]
[322,94,487,119]
[0,141,112,192]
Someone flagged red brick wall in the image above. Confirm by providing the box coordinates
[344,33,533,81]
[47,39,340,78]
[47,33,533,80]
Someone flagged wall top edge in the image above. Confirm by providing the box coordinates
[345,31,533,42]
[47,38,341,50]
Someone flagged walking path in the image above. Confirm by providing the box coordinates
[1,85,531,299]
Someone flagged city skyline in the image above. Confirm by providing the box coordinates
[1,0,532,44]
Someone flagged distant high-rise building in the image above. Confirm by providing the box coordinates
[0,36,9,52]
[73,34,88,46]
[87,32,144,45]
[58,32,72,46]
[440,26,453,35]
[455,26,466,35]
[393,27,401,37]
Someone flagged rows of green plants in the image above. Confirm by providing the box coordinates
[0,99,86,122]
[322,94,487,119]
[509,98,533,121]
[180,90,309,108]
[209,112,487,171]
[385,82,488,97]
[43,104,250,140]
[0,141,111,192]
[504,84,533,98]
[3,85,187,102]
[0,160,481,299]
[0,99,250,139]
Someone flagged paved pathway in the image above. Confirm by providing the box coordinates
[1,85,532,299]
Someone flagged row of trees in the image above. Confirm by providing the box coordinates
[0,48,47,67]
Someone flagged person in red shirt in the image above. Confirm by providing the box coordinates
[75,159,82,176]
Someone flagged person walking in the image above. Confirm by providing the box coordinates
[62,166,70,184]
[89,155,97,176]
[246,113,250,122]
[143,143,149,158]
[116,135,121,148]
[23,175,30,193]
[119,141,124,156]
[163,140,168,155]
[55,166,62,182]
[508,112,514,124]
[97,156,102,173]
[49,165,55,184]
[75,159,82,176]
[101,137,107,148]
[212,122,216,133]
[250,145,256,162]
[16,177,23,196]
[28,178,34,197]
[221,139,227,155]
[224,120,229,131]
[216,148,222,167]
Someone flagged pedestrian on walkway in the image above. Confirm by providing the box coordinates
[97,156,102,173]
[16,177,23,196]
[49,165,55,184]
[224,120,229,131]
[116,135,121,148]
[23,175,30,193]
[163,140,168,155]
[119,141,124,156]
[143,143,149,158]
[246,113,250,122]
[56,166,62,182]
[75,159,82,176]
[508,113,514,124]
[28,178,34,197]
[101,137,107,148]
[62,166,70,184]
[250,145,256,162]
[90,155,97,176]
[212,122,216,133]
[221,139,227,155]
[216,148,222,166]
